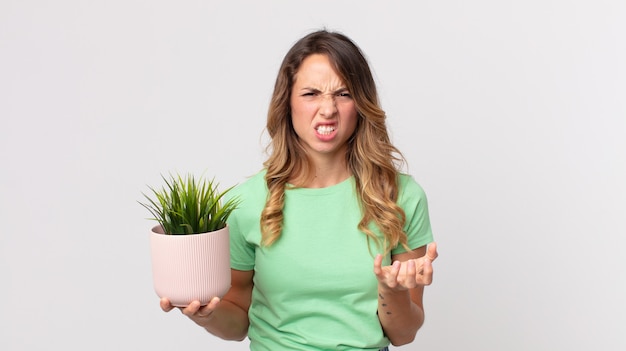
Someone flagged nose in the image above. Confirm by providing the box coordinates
[318,94,337,118]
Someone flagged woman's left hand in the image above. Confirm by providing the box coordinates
[373,242,438,292]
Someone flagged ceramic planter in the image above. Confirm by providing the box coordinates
[149,225,231,307]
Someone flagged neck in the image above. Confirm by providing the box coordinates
[292,154,352,188]
[308,167,352,188]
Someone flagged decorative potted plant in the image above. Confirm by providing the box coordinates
[139,173,240,307]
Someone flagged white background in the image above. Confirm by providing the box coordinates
[1,1,625,350]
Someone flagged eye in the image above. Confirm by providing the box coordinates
[337,92,352,98]
[301,90,319,97]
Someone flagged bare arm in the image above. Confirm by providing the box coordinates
[160,269,254,341]
[373,243,438,346]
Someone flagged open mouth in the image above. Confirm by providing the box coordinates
[316,125,336,135]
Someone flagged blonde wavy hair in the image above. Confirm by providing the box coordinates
[262,30,409,254]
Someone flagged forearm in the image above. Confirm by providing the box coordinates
[377,286,425,346]
[201,299,250,341]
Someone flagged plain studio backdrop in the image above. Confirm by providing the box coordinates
[1,1,624,350]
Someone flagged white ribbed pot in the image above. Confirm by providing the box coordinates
[150,225,231,307]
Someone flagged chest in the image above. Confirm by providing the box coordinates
[252,192,386,300]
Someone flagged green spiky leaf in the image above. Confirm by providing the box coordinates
[138,173,240,235]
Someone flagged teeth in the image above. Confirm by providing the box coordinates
[316,125,336,135]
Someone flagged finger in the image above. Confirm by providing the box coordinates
[208,296,220,308]
[387,260,401,287]
[426,242,438,262]
[373,254,383,276]
[197,297,220,317]
[403,259,417,288]
[421,257,434,285]
[160,297,174,312]
[182,300,202,317]
[391,260,401,274]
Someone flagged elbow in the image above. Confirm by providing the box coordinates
[226,335,248,342]
[204,321,248,342]
[388,324,421,346]
[389,334,416,347]
[209,330,248,342]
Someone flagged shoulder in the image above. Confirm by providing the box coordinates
[397,173,428,202]
[226,169,268,212]
[229,169,267,197]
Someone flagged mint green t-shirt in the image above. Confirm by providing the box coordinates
[227,170,433,351]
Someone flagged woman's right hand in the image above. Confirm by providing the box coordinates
[160,297,221,327]
[157,270,253,341]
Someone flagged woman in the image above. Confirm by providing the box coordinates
[161,29,438,351]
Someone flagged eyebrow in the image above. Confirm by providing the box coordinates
[299,86,349,94]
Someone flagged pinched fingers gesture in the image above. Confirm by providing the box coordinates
[373,242,438,291]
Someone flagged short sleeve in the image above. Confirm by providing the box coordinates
[391,174,434,255]
[224,184,257,271]
[227,209,256,271]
